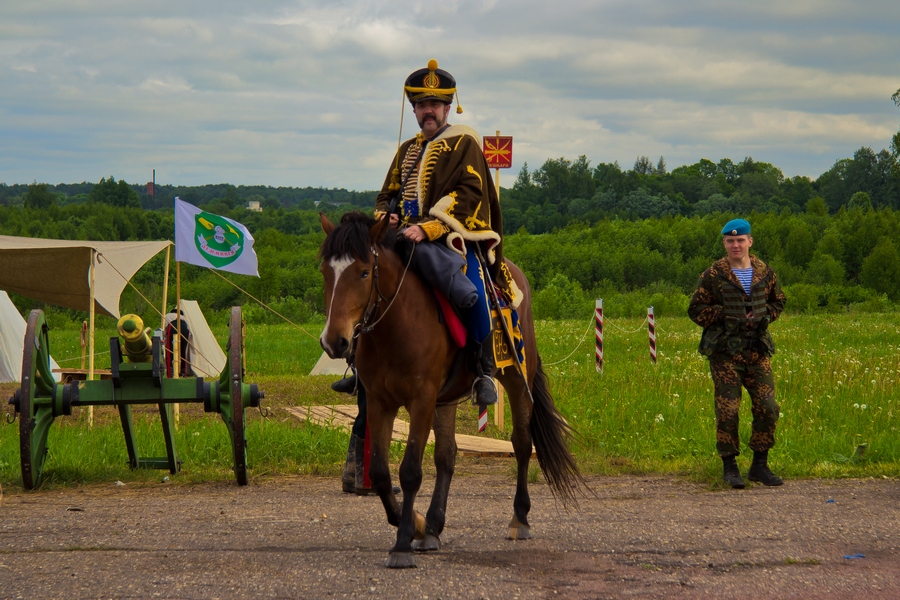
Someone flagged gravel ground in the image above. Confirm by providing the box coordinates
[1,462,898,599]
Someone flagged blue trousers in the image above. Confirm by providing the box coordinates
[464,244,492,344]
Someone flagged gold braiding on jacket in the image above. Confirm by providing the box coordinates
[419,139,451,201]
[466,165,483,190]
[465,200,488,230]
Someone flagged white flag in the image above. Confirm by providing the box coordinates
[175,197,259,276]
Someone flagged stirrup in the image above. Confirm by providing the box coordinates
[472,375,498,406]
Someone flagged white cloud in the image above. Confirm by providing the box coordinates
[0,0,898,189]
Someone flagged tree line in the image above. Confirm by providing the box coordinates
[2,140,899,324]
[503,147,898,233]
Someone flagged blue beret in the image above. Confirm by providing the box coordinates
[721,218,751,236]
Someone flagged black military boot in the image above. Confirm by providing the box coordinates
[748,450,783,486]
[473,341,498,406]
[331,373,357,394]
[341,434,358,493]
[722,454,745,489]
[353,434,374,495]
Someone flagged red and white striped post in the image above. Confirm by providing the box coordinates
[648,306,657,363]
[595,299,604,373]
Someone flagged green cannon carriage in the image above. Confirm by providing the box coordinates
[7,306,263,488]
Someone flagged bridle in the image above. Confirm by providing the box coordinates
[346,240,416,354]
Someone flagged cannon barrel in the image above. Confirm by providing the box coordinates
[117,314,153,363]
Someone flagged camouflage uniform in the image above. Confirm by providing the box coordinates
[688,255,786,457]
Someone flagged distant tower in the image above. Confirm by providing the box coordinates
[147,169,156,199]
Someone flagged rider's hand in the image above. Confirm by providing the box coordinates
[389,213,400,228]
[402,226,426,243]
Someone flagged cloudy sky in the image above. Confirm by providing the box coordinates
[2,1,898,192]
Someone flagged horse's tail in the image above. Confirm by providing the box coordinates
[529,354,587,508]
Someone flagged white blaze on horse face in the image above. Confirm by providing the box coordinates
[320,254,357,353]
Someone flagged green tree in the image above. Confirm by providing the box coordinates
[848,191,872,211]
[633,155,653,175]
[655,156,667,175]
[24,181,56,209]
[806,196,828,215]
[805,252,845,285]
[89,176,141,208]
[859,238,900,300]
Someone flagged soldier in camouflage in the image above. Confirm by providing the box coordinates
[688,218,787,489]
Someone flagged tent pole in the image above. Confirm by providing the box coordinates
[88,249,96,427]
[161,245,171,330]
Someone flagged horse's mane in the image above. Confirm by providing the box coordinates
[319,211,411,262]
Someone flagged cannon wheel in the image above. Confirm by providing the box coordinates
[229,306,248,485]
[19,310,56,489]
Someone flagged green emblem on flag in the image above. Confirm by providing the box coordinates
[194,211,245,268]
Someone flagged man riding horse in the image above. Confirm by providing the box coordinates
[333,58,521,407]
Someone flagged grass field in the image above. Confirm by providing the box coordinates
[2,312,898,491]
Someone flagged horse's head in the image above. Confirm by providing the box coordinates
[318,211,391,359]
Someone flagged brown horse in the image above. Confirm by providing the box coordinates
[319,211,583,568]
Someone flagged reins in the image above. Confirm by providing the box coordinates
[354,240,416,337]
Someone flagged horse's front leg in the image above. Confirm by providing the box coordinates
[412,402,457,552]
[385,406,433,568]
[366,402,402,528]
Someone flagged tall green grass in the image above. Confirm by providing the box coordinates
[536,313,900,480]
[2,313,897,491]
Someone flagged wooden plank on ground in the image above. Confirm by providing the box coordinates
[284,405,527,457]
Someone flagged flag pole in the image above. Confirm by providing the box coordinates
[493,129,505,431]
[174,260,181,423]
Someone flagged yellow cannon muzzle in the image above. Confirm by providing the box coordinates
[117,314,153,363]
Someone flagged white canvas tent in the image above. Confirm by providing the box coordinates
[0,236,172,319]
[310,351,350,375]
[0,235,172,380]
[0,291,60,383]
[175,299,226,378]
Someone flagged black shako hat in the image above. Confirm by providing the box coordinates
[404,59,461,112]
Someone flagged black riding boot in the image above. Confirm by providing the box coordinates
[341,434,357,493]
[474,340,498,406]
[722,454,745,489]
[353,433,373,496]
[748,450,783,486]
[331,373,357,394]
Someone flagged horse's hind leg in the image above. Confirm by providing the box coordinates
[504,376,535,540]
[413,402,458,552]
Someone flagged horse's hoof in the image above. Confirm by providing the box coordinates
[412,534,441,552]
[507,525,533,540]
[385,552,417,568]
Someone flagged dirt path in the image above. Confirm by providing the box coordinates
[1,463,897,599]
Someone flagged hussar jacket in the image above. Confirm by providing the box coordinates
[375,124,520,308]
